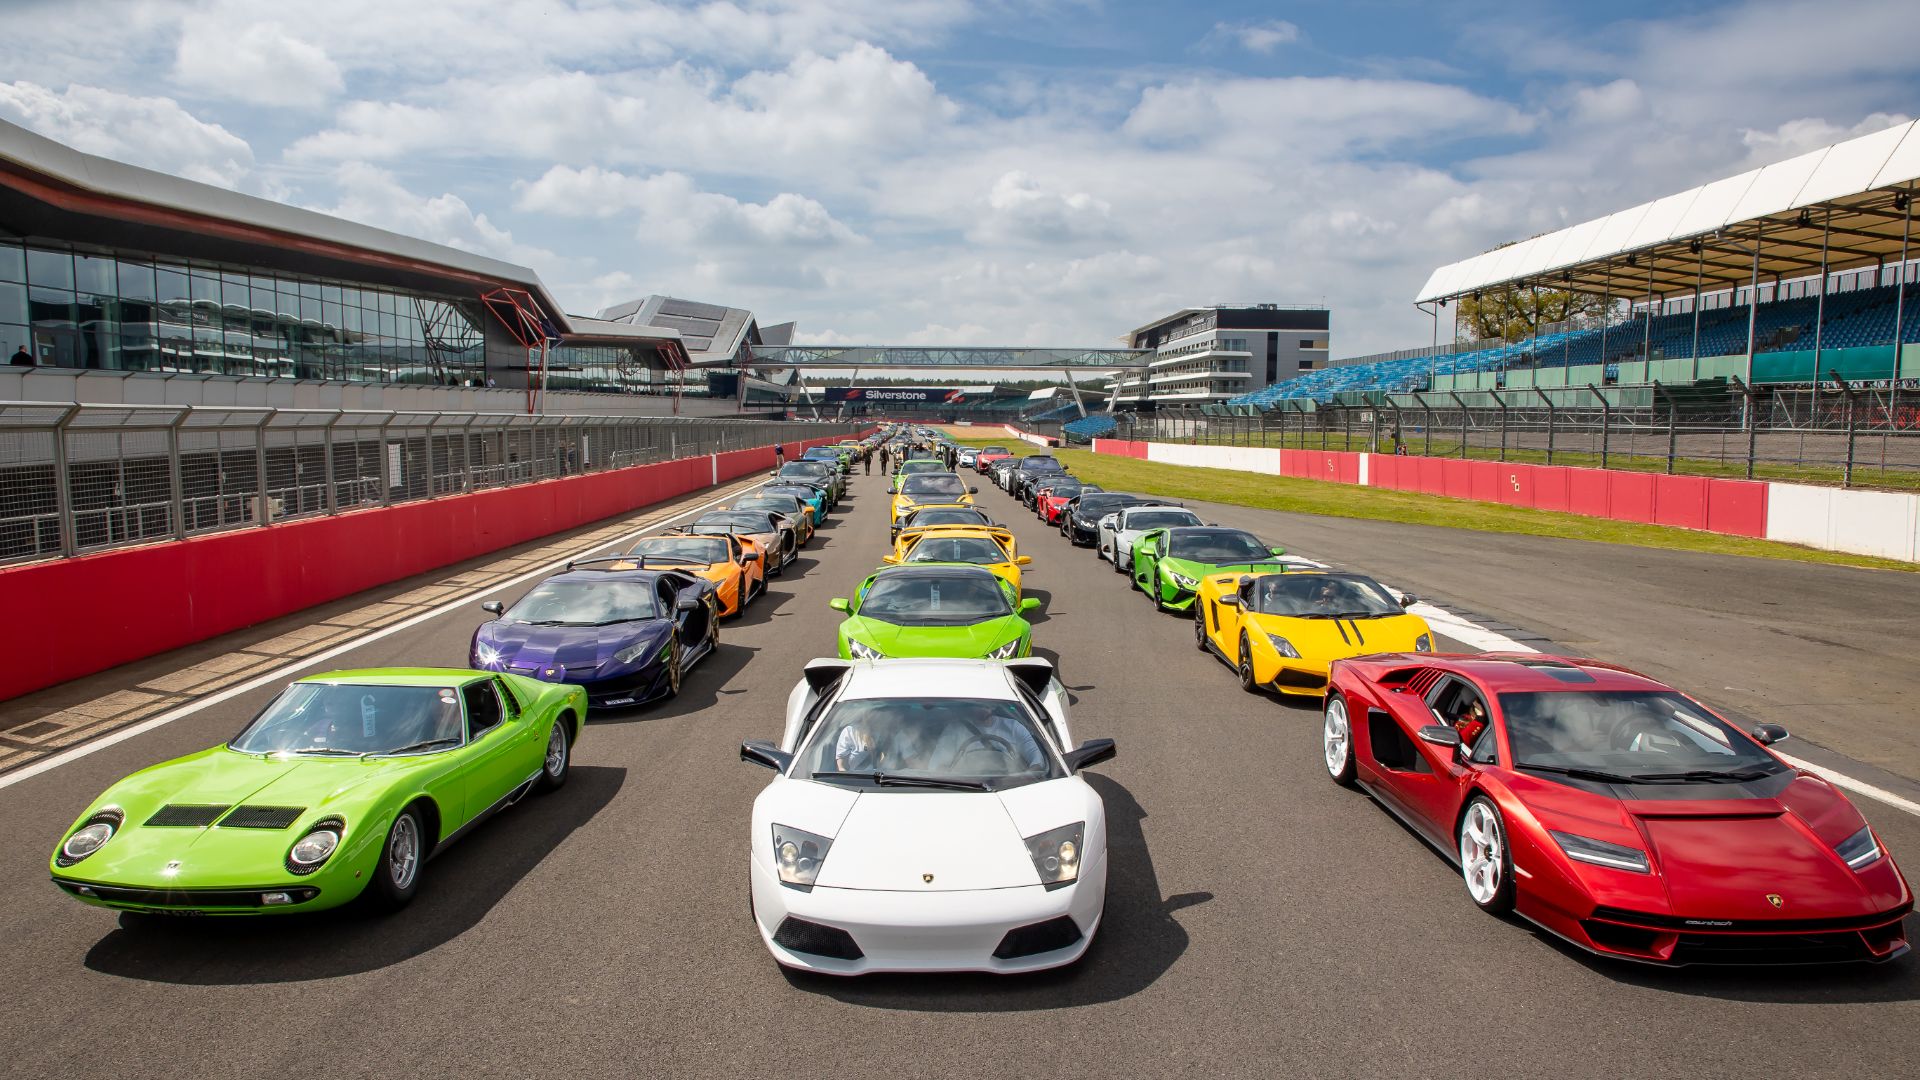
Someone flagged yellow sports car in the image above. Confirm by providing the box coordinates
[884,524,1030,595]
[1194,571,1433,696]
[889,470,976,525]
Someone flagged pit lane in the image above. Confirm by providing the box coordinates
[0,461,1916,1079]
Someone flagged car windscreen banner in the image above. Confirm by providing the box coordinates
[823,387,966,404]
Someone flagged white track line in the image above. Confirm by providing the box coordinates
[0,480,768,792]
[1423,606,1918,818]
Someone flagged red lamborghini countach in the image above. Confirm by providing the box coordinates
[1322,652,1911,966]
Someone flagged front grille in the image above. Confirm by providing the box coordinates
[53,880,321,908]
[1589,903,1912,934]
[772,917,864,960]
[144,805,230,828]
[1274,669,1329,689]
[1670,931,1880,966]
[993,916,1083,960]
[218,806,305,829]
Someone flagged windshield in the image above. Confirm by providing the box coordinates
[902,474,967,497]
[1019,457,1061,471]
[899,460,943,474]
[737,497,801,516]
[797,697,1061,790]
[778,464,831,480]
[1039,481,1085,496]
[696,512,773,530]
[1248,574,1401,617]
[981,446,1010,455]
[1126,509,1201,530]
[504,579,660,624]
[1076,495,1140,517]
[764,485,819,500]
[906,536,1009,565]
[1168,530,1272,563]
[910,509,990,528]
[627,536,728,564]
[231,682,466,756]
[857,572,1011,624]
[1499,691,1784,777]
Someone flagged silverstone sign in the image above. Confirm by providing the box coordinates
[823,386,967,404]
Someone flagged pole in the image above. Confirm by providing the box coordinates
[1643,257,1654,365]
[1599,262,1612,368]
[1449,391,1469,458]
[1744,227,1763,430]
[1690,243,1704,381]
[1533,387,1555,465]
[1490,388,1508,461]
[1812,208,1831,367]
[1591,384,1610,468]
[1892,186,1912,429]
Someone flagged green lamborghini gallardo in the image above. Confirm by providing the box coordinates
[49,669,584,916]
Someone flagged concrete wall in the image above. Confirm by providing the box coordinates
[1088,438,1917,562]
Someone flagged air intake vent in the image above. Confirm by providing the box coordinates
[144,805,231,827]
[993,915,1084,959]
[772,917,864,960]
[218,806,306,829]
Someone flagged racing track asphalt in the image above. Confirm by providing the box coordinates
[1,465,1918,1080]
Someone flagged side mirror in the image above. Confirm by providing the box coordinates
[828,597,851,612]
[742,550,761,563]
[1217,595,1240,607]
[1019,597,1041,614]
[1063,738,1117,771]
[740,739,793,772]
[676,596,701,612]
[881,554,900,564]
[1016,555,1032,565]
[1400,593,1418,608]
[1416,724,1462,748]
[481,600,505,615]
[1751,723,1790,746]
[1270,546,1287,556]
[968,485,979,494]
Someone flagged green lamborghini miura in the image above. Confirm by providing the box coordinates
[49,669,585,916]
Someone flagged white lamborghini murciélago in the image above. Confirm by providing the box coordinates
[740,657,1116,974]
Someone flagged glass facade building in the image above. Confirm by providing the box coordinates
[0,235,490,385]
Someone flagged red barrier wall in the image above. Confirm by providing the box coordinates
[1085,440,1770,547]
[3,432,868,703]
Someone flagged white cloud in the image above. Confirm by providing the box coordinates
[970,171,1118,245]
[0,80,254,188]
[172,21,343,108]
[307,162,558,269]
[1209,19,1301,54]
[515,165,863,248]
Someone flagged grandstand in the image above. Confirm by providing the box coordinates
[1230,118,1920,412]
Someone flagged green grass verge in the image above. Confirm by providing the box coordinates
[939,429,1916,572]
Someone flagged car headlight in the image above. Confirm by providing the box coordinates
[847,639,885,660]
[985,638,1023,659]
[1266,634,1301,658]
[1414,633,1433,653]
[1025,822,1085,887]
[1167,571,1198,589]
[57,809,123,866]
[1550,830,1650,873]
[614,637,667,665]
[772,824,832,888]
[474,642,503,669]
[1835,825,1883,871]
[286,818,344,875]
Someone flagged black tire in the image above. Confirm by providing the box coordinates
[1323,694,1358,787]
[1458,795,1517,915]
[734,572,748,615]
[1237,634,1261,692]
[366,806,426,912]
[1129,559,1143,591]
[535,715,573,793]
[1193,607,1210,650]
[662,642,683,699]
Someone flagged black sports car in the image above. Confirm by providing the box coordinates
[1062,492,1148,545]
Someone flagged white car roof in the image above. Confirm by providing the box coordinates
[836,659,1021,701]
[1124,504,1194,516]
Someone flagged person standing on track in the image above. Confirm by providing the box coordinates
[863,448,872,475]
[775,442,786,468]
[879,445,892,474]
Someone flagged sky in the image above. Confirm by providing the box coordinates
[1,0,1916,358]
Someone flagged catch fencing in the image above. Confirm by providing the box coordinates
[1096,386,1920,491]
[0,402,862,565]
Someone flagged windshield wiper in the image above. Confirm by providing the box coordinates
[1513,762,1641,784]
[1629,768,1774,783]
[383,737,462,756]
[291,747,370,757]
[810,771,991,791]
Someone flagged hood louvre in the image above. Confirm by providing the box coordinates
[144,804,231,827]
[217,806,307,829]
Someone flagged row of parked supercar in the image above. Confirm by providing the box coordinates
[993,442,1913,968]
[45,433,887,921]
[735,428,1121,976]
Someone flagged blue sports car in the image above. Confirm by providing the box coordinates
[471,561,720,709]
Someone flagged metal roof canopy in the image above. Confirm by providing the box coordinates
[1417,119,1920,303]
[744,345,1154,370]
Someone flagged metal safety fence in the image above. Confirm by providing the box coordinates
[0,402,864,565]
[1099,384,1920,491]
